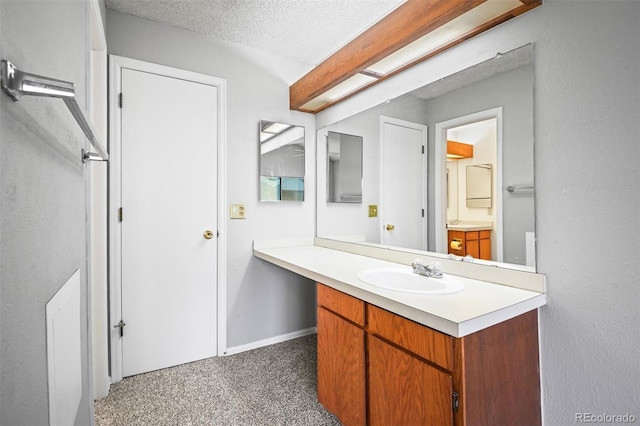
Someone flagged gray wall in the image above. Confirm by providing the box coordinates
[318,1,640,424]
[318,95,429,241]
[106,10,318,349]
[260,143,305,178]
[531,3,639,420]
[424,64,535,264]
[0,1,93,425]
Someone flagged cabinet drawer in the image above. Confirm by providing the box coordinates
[317,283,365,326]
[465,231,479,241]
[448,230,465,241]
[479,230,491,239]
[367,305,454,370]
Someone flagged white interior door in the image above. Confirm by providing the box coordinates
[380,117,427,250]
[120,68,218,377]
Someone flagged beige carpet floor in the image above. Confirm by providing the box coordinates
[95,334,340,426]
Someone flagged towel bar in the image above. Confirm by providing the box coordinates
[1,60,108,162]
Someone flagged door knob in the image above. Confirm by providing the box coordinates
[386,224,395,231]
[203,230,214,240]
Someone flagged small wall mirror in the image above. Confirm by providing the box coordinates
[327,131,363,203]
[259,120,305,201]
[466,164,492,208]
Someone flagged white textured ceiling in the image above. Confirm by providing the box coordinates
[105,0,405,65]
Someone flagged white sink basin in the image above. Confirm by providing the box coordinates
[357,266,465,295]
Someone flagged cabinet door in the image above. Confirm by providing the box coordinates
[465,231,479,258]
[317,307,366,426]
[368,336,453,426]
[479,230,491,260]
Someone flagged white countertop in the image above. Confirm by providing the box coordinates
[447,221,493,232]
[253,239,546,338]
[447,224,493,231]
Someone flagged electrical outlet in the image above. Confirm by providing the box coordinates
[368,205,378,217]
[230,203,246,219]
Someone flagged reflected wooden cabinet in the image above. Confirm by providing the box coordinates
[448,229,491,260]
[317,283,541,426]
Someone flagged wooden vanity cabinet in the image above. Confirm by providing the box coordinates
[317,283,541,426]
[317,284,366,426]
[448,229,492,260]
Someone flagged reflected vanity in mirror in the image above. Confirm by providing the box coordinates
[317,44,535,270]
[259,120,305,201]
[327,131,363,203]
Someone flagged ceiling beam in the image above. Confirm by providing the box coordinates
[290,0,541,113]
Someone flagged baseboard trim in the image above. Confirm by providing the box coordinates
[224,327,317,356]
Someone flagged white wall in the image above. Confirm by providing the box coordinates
[106,10,317,350]
[317,1,640,423]
[0,1,94,424]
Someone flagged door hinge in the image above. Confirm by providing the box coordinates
[422,208,425,217]
[118,207,123,222]
[114,320,126,337]
[118,93,123,108]
[422,145,425,154]
[452,391,459,413]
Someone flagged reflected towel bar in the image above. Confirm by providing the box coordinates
[1,60,108,162]
[506,184,534,193]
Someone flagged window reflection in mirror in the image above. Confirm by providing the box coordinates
[316,44,535,270]
[327,131,363,203]
[259,120,305,202]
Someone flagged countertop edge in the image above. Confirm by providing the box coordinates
[254,246,546,338]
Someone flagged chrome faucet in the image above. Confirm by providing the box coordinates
[411,259,443,279]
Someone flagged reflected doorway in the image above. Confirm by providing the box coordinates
[435,108,503,261]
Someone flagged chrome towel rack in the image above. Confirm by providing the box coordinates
[506,184,534,194]
[1,60,108,162]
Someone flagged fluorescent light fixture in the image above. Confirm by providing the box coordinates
[260,125,304,154]
[260,121,293,143]
[366,0,522,75]
[289,0,539,113]
[300,73,377,111]
[263,122,292,134]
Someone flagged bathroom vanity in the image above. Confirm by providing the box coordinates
[318,283,540,426]
[447,225,492,260]
[253,238,546,426]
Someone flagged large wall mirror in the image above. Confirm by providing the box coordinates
[317,44,535,271]
[259,120,305,202]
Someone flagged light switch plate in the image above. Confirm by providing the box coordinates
[368,205,378,217]
[230,203,246,219]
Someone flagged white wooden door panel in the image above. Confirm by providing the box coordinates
[381,119,427,250]
[121,68,217,377]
